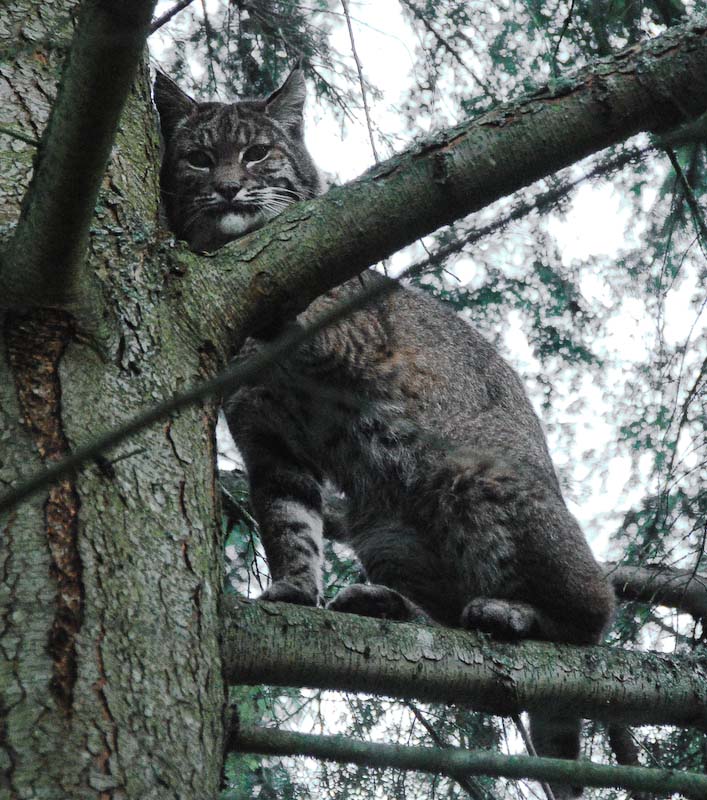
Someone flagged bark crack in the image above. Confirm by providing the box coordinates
[4,310,83,714]
[0,510,25,794]
[165,419,191,465]
[92,624,121,798]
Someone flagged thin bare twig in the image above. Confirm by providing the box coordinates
[551,0,576,74]
[150,0,197,34]
[664,354,707,487]
[406,702,492,800]
[512,715,556,800]
[0,124,40,147]
[398,0,493,95]
[200,0,219,93]
[665,146,707,248]
[340,0,379,163]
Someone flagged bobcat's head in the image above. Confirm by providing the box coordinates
[154,69,322,252]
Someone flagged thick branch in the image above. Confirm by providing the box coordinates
[0,0,157,308]
[222,598,707,730]
[232,725,707,800]
[605,562,707,619]
[172,15,707,354]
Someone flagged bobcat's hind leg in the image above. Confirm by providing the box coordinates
[530,714,583,799]
[462,599,584,798]
[460,596,599,642]
[327,584,431,623]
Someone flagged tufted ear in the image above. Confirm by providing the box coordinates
[153,71,197,141]
[264,67,306,137]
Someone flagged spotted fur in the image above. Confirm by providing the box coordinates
[155,69,614,799]
[154,69,322,252]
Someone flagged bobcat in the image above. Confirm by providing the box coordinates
[154,67,615,799]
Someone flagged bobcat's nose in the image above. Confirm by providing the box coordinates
[215,181,242,204]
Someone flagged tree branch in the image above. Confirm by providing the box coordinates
[605,562,707,619]
[171,14,707,355]
[405,702,492,800]
[150,0,197,34]
[231,724,707,799]
[222,597,707,730]
[0,0,157,309]
[0,124,40,148]
[341,0,379,163]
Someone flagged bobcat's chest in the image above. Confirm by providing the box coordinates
[271,367,419,501]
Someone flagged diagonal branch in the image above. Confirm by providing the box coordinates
[0,0,158,309]
[150,0,197,34]
[232,724,707,799]
[398,0,493,95]
[341,0,379,163]
[173,14,707,355]
[0,272,400,513]
[406,702,492,800]
[0,125,40,148]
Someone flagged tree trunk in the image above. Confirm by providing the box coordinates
[0,3,225,797]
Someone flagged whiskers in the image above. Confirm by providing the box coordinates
[174,185,306,239]
[242,186,305,217]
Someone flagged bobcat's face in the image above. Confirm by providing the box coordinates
[154,69,322,252]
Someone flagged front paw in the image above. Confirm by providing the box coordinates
[259,580,318,606]
[327,584,423,621]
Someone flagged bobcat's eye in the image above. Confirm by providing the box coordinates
[186,150,213,170]
[243,144,270,164]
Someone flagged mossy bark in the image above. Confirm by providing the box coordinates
[223,598,707,730]
[0,3,225,797]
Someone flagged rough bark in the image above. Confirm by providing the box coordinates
[232,724,707,799]
[0,3,225,798]
[222,598,707,730]
[0,0,157,309]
